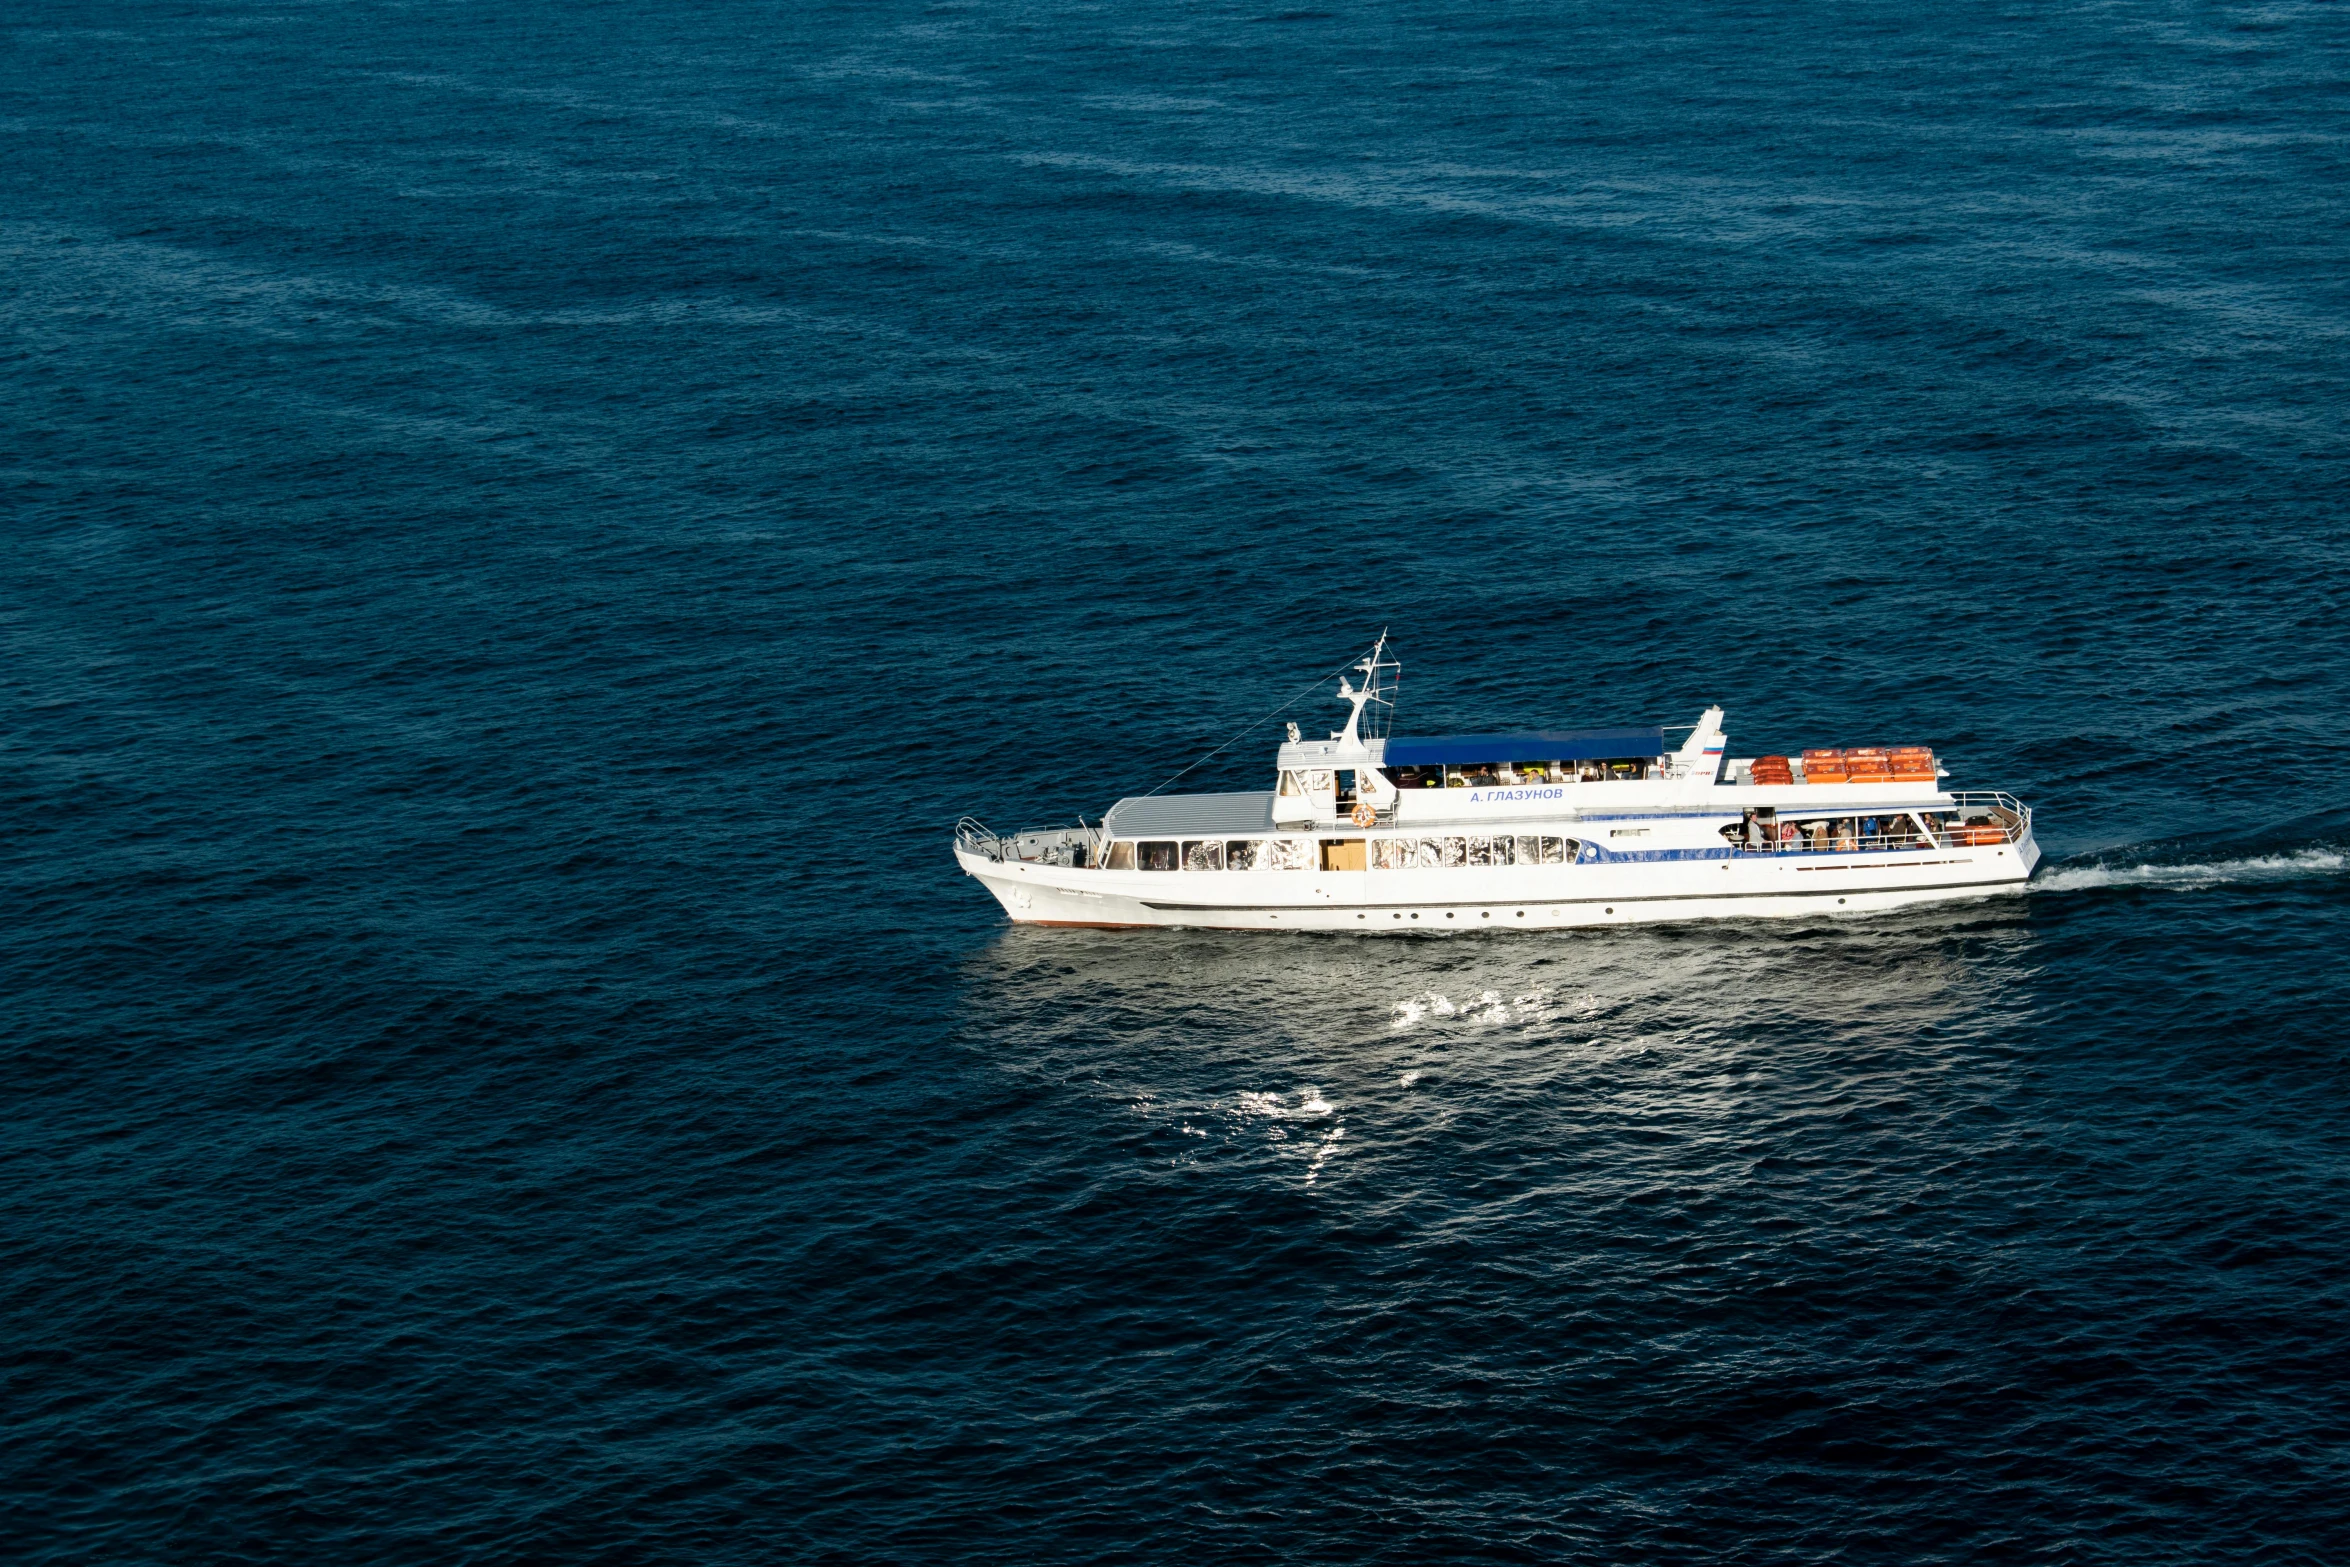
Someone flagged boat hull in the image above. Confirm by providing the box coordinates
[956,831,2040,933]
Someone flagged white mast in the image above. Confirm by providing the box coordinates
[1337,630,1396,745]
[1335,632,1398,810]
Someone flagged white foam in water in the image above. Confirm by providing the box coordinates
[1390,989,1552,1031]
[1304,1124,1345,1186]
[2035,847,2347,894]
[1237,1088,1336,1121]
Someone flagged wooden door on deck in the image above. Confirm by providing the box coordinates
[1321,839,1367,872]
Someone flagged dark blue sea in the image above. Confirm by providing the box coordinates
[7,0,2350,1560]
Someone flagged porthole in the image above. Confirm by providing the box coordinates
[1516,910,1525,918]
[1604,907,1613,914]
[1481,911,1490,919]
[1446,912,1455,919]
[1357,913,1365,920]
[1411,912,1420,920]
[1838,897,1846,905]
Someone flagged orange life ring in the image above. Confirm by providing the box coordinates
[1350,801,1377,828]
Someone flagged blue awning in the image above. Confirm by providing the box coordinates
[1382,728,1665,766]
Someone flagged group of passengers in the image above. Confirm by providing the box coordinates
[1387,759,1649,789]
[1732,810,1937,853]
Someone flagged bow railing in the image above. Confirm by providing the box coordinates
[957,818,1102,868]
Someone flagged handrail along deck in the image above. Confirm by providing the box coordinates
[1737,791,2030,854]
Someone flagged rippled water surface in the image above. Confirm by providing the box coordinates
[6,0,2350,1560]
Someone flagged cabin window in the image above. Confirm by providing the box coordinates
[1267,837,1313,871]
[1182,840,1224,871]
[1610,827,1649,838]
[1306,770,1334,794]
[1546,837,1575,863]
[1278,770,1303,797]
[1226,840,1262,871]
[1139,841,1178,871]
[1104,841,1136,870]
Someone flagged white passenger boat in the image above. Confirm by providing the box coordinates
[955,639,2039,932]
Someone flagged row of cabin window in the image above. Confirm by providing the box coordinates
[1277,762,1654,796]
[1373,835,1579,868]
[1384,760,1652,788]
[1104,835,1581,872]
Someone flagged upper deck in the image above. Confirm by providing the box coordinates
[1261,703,1953,831]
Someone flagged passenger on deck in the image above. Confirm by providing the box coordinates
[1743,811,1767,851]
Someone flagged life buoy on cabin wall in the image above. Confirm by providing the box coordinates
[1350,801,1377,828]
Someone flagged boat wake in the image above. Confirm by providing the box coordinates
[2034,846,2346,895]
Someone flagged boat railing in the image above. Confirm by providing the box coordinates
[960,818,1103,868]
[1735,793,2030,854]
[1947,791,2031,846]
[955,816,1006,862]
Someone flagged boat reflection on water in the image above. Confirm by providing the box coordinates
[953,905,2044,1198]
